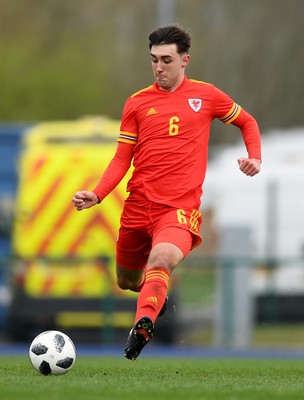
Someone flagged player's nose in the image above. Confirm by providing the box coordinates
[155,61,164,71]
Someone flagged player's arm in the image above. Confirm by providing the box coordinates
[72,142,134,211]
[213,86,262,177]
[231,108,262,177]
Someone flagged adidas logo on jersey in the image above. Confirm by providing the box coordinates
[146,107,157,116]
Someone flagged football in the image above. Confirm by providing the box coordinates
[29,330,76,375]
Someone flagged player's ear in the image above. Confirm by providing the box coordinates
[181,54,190,68]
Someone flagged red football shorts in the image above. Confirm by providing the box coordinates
[116,193,202,270]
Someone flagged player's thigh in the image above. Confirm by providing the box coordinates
[116,225,151,271]
[152,226,193,262]
[152,208,202,258]
[116,228,150,289]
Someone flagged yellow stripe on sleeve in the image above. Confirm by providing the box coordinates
[118,131,138,145]
[220,103,242,124]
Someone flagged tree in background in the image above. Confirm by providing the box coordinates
[0,0,303,144]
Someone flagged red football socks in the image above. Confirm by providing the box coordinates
[135,267,170,323]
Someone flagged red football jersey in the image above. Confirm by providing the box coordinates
[117,77,260,209]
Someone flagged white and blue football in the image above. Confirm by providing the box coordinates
[29,330,76,375]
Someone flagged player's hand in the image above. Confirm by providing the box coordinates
[237,157,261,177]
[72,190,100,211]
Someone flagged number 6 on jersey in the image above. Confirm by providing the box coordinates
[169,116,180,136]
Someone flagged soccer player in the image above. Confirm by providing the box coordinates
[72,24,262,360]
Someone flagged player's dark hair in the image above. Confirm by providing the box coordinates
[148,24,191,54]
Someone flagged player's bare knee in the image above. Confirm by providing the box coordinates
[148,243,184,270]
[116,265,143,291]
[116,276,129,290]
[116,276,136,291]
[149,257,173,271]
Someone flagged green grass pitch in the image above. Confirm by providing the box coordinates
[1,356,304,400]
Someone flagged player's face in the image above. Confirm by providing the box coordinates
[150,44,190,91]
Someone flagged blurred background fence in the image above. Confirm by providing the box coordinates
[0,0,303,348]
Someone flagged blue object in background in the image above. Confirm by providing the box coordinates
[0,123,33,333]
